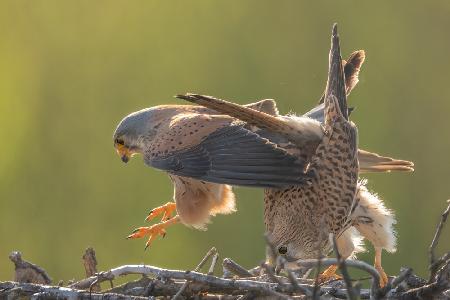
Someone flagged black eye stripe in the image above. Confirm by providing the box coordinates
[115,138,125,145]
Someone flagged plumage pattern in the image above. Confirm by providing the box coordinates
[181,25,401,286]
[113,26,411,273]
[264,26,360,260]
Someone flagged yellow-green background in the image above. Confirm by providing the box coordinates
[1,1,449,283]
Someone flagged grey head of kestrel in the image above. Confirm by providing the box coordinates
[113,101,312,247]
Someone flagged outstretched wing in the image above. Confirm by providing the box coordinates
[145,113,309,188]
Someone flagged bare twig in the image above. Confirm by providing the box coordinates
[0,281,147,300]
[400,258,450,299]
[391,267,413,289]
[378,267,413,299]
[312,218,328,300]
[69,264,289,295]
[331,234,357,300]
[172,247,217,300]
[261,262,283,285]
[312,258,322,300]
[297,258,381,289]
[208,253,219,275]
[222,258,253,278]
[82,247,100,292]
[1,277,374,299]
[429,200,450,282]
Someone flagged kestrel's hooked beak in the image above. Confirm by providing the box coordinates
[115,143,131,163]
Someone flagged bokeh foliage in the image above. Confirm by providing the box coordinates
[1,0,449,282]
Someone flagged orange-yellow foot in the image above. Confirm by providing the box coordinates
[145,202,177,222]
[374,247,389,287]
[375,264,388,288]
[127,216,180,249]
[317,265,342,284]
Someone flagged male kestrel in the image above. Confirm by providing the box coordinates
[181,25,398,287]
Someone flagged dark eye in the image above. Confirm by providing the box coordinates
[115,138,125,145]
[278,246,287,255]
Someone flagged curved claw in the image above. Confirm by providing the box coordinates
[317,265,342,284]
[127,216,180,250]
[145,202,177,222]
[375,264,389,287]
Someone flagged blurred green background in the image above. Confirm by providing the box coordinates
[1,1,449,283]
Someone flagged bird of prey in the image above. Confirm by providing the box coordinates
[180,25,398,286]
[113,54,410,249]
[113,30,411,278]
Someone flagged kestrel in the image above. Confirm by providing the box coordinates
[181,25,398,286]
[113,30,412,259]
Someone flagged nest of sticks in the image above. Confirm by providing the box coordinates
[1,201,449,300]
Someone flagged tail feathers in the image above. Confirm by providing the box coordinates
[324,24,348,122]
[358,149,414,173]
[344,50,365,95]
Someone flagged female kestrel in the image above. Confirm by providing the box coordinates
[181,25,398,287]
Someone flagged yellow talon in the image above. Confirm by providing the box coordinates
[375,264,389,288]
[127,216,180,249]
[374,247,389,287]
[318,265,342,283]
[145,202,177,222]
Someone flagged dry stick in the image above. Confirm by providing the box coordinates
[312,261,321,300]
[82,247,100,292]
[297,258,381,292]
[1,279,373,299]
[0,281,148,300]
[261,263,283,285]
[401,258,450,299]
[172,247,217,300]
[72,264,315,297]
[428,200,450,282]
[331,234,357,300]
[379,266,413,298]
[312,223,327,300]
[12,279,372,299]
[312,255,322,300]
[390,268,412,289]
[222,258,253,278]
[302,268,313,280]
[208,253,219,276]
[430,252,450,278]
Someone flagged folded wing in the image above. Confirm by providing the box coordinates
[145,114,308,188]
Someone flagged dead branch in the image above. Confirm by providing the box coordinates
[172,247,217,300]
[82,247,100,292]
[8,251,52,285]
[0,281,148,300]
[296,258,381,289]
[208,253,219,275]
[429,200,450,281]
[331,234,357,300]
[222,258,253,278]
